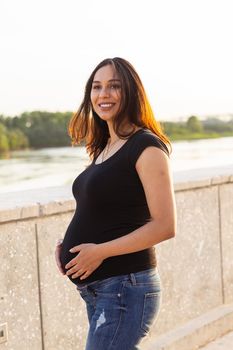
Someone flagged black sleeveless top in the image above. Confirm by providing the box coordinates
[60,128,169,284]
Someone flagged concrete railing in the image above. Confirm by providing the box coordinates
[0,168,233,349]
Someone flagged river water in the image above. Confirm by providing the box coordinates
[0,136,233,194]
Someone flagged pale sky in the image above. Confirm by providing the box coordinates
[0,0,232,120]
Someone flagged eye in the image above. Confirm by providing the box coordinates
[92,85,101,90]
[110,84,121,90]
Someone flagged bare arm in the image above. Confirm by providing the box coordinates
[66,146,176,279]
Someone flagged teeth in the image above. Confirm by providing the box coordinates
[100,103,113,107]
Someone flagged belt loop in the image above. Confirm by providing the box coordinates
[129,273,136,286]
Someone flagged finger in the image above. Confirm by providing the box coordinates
[56,239,63,246]
[55,252,61,267]
[69,245,82,253]
[65,257,78,270]
[55,248,62,262]
[80,271,91,280]
[66,265,80,276]
[71,269,86,279]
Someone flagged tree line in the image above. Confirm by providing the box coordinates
[0,111,233,155]
[0,111,72,154]
[162,115,233,141]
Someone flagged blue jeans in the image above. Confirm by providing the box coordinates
[76,268,161,350]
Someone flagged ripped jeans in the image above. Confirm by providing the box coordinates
[76,268,161,350]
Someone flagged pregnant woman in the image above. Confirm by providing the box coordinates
[55,57,176,350]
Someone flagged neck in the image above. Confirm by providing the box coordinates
[106,121,137,143]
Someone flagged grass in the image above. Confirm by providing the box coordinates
[169,132,233,141]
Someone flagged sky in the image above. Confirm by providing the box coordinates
[0,0,232,121]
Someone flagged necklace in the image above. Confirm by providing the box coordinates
[101,137,121,162]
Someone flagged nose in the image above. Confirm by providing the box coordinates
[98,86,110,98]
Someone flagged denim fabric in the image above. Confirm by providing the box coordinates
[76,268,161,350]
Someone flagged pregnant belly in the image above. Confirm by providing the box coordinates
[59,218,82,271]
[60,238,77,272]
[60,215,143,272]
[60,219,94,271]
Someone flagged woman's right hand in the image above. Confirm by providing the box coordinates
[55,239,66,275]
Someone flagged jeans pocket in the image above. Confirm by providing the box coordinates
[141,291,161,333]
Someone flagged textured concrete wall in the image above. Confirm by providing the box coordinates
[154,185,222,337]
[0,220,42,350]
[0,173,232,349]
[219,183,233,304]
[36,213,88,350]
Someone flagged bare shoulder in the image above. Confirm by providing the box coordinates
[135,146,170,176]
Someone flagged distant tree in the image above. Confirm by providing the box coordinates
[16,111,72,148]
[162,121,187,137]
[7,128,29,150]
[0,123,9,153]
[203,117,233,133]
[187,116,203,133]
[227,118,233,131]
[0,115,6,124]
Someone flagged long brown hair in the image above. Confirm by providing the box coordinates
[69,57,171,159]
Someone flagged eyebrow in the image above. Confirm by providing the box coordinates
[92,79,121,84]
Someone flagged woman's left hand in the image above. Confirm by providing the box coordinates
[65,243,105,280]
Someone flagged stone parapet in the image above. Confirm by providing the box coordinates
[144,304,233,350]
[0,167,233,349]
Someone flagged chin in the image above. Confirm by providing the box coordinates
[98,114,115,122]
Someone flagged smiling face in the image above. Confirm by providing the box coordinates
[91,64,122,122]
